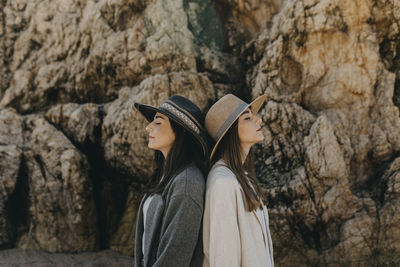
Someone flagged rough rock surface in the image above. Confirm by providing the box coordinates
[249,0,400,265]
[46,103,101,146]
[0,109,23,248]
[0,248,133,266]
[0,0,399,265]
[19,115,97,252]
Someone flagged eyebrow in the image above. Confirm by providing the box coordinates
[155,115,165,120]
[240,110,250,116]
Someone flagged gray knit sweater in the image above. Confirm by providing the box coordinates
[134,164,205,267]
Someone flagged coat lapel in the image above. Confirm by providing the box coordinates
[134,194,146,267]
[262,205,274,264]
[238,183,267,246]
[252,208,267,245]
[143,194,165,267]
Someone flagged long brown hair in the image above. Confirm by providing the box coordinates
[213,120,267,211]
[145,119,206,194]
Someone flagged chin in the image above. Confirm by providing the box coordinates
[256,133,264,142]
[148,142,156,150]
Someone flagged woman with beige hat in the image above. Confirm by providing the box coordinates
[202,94,274,267]
[133,95,208,267]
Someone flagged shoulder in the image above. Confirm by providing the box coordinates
[207,162,241,192]
[166,164,205,202]
[173,164,205,189]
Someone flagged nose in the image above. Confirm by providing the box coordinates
[254,115,262,126]
[145,122,152,132]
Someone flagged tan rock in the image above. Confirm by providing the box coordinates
[379,158,400,263]
[18,115,97,252]
[0,0,226,113]
[327,210,377,266]
[254,100,316,181]
[249,0,400,264]
[46,103,101,145]
[304,115,348,182]
[0,108,24,146]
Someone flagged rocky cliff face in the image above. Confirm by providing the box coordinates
[0,0,399,265]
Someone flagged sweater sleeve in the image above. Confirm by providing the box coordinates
[152,193,203,267]
[205,176,241,267]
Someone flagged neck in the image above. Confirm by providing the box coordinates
[161,147,171,160]
[240,143,252,164]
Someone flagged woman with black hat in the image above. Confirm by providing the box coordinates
[133,95,208,267]
[202,94,274,267]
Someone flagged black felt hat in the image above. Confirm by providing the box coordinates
[134,95,208,158]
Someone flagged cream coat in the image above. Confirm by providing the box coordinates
[202,160,274,267]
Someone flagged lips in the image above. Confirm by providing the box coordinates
[257,128,262,132]
[149,136,155,139]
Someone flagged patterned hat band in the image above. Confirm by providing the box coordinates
[160,102,201,135]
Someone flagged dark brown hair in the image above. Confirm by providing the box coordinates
[145,119,206,194]
[213,120,267,212]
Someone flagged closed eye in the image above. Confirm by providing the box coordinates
[241,109,251,120]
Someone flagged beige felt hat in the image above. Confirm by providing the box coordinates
[205,94,267,160]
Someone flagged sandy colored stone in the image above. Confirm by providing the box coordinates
[378,157,400,263]
[18,115,97,252]
[0,0,228,113]
[46,103,101,145]
[248,0,400,265]
[254,100,316,182]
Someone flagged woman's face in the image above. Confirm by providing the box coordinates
[238,108,264,146]
[145,112,176,157]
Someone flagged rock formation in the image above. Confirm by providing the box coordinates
[0,0,399,265]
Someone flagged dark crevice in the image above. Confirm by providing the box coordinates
[356,152,400,208]
[100,2,145,32]
[85,104,127,250]
[282,186,341,254]
[394,75,400,110]
[0,0,6,37]
[208,1,234,53]
[44,104,133,250]
[16,86,119,116]
[184,0,226,52]
[33,155,47,182]
[185,0,248,99]
[379,36,400,73]
[0,0,11,99]
[5,154,30,249]
[85,121,114,249]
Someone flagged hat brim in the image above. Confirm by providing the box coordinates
[134,102,208,159]
[209,94,267,160]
